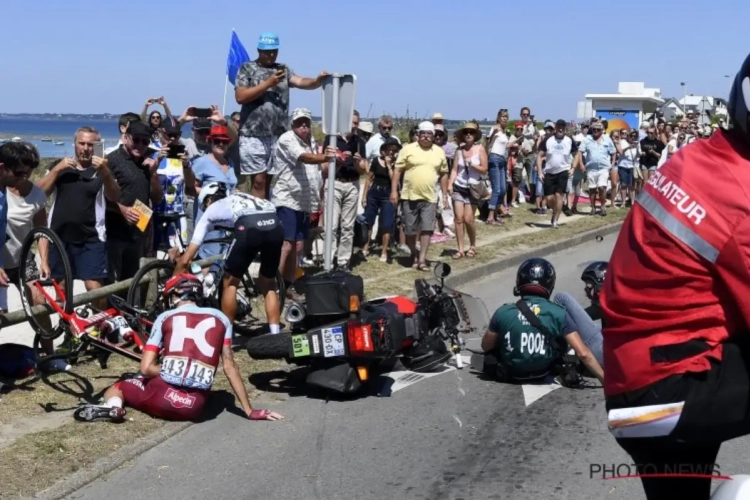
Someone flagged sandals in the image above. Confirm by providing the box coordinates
[453,251,464,260]
[412,261,430,271]
[486,219,504,226]
[466,247,477,258]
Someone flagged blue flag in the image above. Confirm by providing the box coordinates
[226,31,250,85]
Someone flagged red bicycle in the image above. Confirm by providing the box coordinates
[18,227,153,369]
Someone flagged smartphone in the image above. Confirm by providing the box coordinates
[194,108,212,118]
[167,144,186,159]
[93,141,104,158]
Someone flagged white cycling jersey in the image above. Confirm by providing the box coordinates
[190,193,276,245]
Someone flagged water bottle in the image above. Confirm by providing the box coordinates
[190,262,203,276]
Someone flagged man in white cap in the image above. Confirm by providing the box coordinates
[432,113,444,127]
[272,108,336,298]
[390,121,449,271]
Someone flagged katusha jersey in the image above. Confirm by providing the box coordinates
[190,192,277,245]
[144,305,233,391]
[601,130,750,396]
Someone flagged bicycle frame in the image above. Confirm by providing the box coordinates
[31,279,148,363]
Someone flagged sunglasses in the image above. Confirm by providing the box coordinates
[521,112,529,116]
[380,126,393,131]
[131,137,150,146]
[14,169,32,178]
[294,121,311,129]
[167,133,181,140]
[212,139,230,146]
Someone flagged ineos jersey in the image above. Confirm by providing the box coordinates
[190,193,276,245]
[144,305,232,391]
[601,130,750,396]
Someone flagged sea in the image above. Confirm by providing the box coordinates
[0,118,193,158]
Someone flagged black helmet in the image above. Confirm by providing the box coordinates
[581,261,608,290]
[728,63,749,134]
[514,258,556,298]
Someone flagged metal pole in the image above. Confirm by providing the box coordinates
[323,75,340,272]
[221,78,229,117]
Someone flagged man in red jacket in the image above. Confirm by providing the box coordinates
[600,55,750,500]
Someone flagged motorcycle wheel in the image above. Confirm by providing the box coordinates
[246,333,291,360]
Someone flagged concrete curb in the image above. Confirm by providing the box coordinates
[33,221,623,499]
[35,421,193,500]
[444,222,623,289]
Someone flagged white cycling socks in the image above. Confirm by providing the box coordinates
[269,324,280,334]
[106,397,123,408]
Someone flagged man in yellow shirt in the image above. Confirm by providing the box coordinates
[390,121,449,271]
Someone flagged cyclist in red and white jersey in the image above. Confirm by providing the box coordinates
[175,184,285,334]
[74,274,283,422]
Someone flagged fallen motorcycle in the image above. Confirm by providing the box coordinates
[246,263,488,395]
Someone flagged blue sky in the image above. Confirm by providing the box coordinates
[1,0,746,120]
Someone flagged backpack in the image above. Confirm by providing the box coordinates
[0,343,37,379]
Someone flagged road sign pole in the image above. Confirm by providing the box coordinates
[323,76,341,272]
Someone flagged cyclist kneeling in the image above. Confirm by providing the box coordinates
[175,186,285,334]
[552,260,607,367]
[74,274,282,422]
[480,258,604,384]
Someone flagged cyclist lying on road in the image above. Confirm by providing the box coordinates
[480,258,604,384]
[551,260,607,367]
[74,274,283,422]
[175,184,284,334]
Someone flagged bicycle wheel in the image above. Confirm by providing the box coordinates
[19,227,74,340]
[126,260,175,320]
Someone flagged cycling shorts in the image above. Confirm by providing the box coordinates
[224,213,284,280]
[114,376,207,421]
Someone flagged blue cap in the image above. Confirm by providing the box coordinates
[257,32,280,50]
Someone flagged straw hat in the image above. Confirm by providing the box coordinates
[456,122,483,142]
[358,121,374,134]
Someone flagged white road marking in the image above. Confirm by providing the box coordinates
[522,378,562,407]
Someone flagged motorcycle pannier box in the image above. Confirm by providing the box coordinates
[301,270,365,316]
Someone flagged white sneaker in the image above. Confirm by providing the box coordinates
[443,228,456,238]
[511,202,519,208]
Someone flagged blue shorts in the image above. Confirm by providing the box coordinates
[276,206,310,242]
[50,240,108,281]
[618,167,634,187]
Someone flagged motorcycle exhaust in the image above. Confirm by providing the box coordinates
[285,302,306,324]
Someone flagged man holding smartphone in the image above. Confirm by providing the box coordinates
[234,31,329,199]
[151,118,196,258]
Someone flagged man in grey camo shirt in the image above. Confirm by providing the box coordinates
[234,31,328,199]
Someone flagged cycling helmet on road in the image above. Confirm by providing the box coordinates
[163,273,203,304]
[514,258,556,298]
[198,182,227,211]
[581,261,607,303]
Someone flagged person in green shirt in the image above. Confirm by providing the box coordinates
[480,257,604,384]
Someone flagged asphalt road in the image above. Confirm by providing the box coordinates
[66,233,750,500]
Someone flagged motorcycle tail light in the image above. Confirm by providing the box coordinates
[348,321,374,353]
[357,366,368,381]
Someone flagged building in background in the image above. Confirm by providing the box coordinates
[577,82,664,132]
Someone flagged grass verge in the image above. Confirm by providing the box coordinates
[347,206,628,298]
[0,351,282,499]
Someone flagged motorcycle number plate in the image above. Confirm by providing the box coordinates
[291,335,310,357]
[322,327,345,357]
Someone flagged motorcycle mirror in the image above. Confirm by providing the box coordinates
[434,262,452,279]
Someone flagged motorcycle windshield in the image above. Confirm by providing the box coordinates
[454,291,491,335]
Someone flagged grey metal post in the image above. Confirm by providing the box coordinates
[323,75,340,271]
